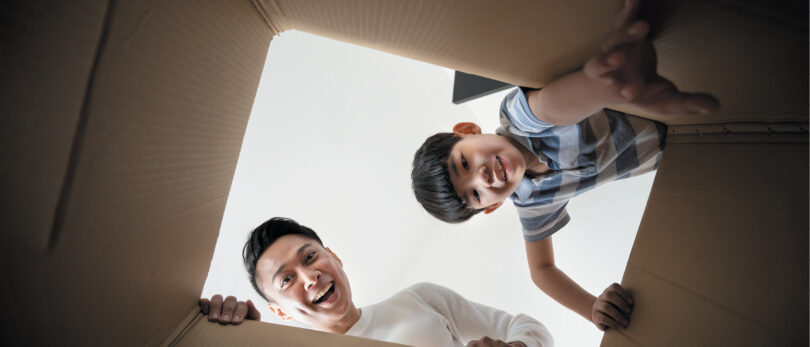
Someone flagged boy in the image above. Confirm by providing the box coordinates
[200,217,553,346]
[411,0,719,331]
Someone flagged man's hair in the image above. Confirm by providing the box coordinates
[242,217,323,301]
[411,132,485,223]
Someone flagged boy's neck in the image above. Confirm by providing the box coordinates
[512,138,550,177]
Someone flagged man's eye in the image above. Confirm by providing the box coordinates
[473,189,480,202]
[305,251,316,263]
[281,275,293,287]
[461,156,469,170]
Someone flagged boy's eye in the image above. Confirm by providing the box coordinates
[461,156,469,170]
[473,189,480,203]
[281,275,293,288]
[305,251,316,263]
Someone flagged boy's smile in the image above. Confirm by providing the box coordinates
[447,125,528,211]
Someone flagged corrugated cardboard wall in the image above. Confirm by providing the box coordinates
[2,0,807,345]
[169,315,406,347]
[602,135,808,346]
[259,0,808,125]
[2,0,274,345]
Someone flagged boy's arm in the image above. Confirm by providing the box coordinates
[526,0,719,126]
[525,237,633,331]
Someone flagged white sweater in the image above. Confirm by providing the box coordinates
[345,283,553,347]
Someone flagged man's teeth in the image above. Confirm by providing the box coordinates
[313,282,334,304]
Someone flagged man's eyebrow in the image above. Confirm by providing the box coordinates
[272,243,314,283]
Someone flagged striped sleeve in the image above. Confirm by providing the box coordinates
[500,87,555,136]
[517,200,571,242]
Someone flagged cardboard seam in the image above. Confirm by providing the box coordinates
[250,0,285,35]
[163,309,204,347]
[47,0,117,253]
[626,262,774,335]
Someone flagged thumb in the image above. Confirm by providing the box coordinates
[246,299,262,320]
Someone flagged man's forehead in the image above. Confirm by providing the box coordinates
[257,235,319,274]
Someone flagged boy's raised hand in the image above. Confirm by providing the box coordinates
[584,0,720,115]
[199,294,261,325]
[591,283,634,331]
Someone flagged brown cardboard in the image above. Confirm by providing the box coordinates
[1,0,807,346]
[2,0,274,345]
[167,314,406,347]
[601,136,808,346]
[0,0,107,250]
[258,0,808,125]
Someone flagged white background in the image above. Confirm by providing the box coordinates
[202,31,656,347]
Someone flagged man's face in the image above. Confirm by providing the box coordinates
[448,132,526,211]
[255,234,354,328]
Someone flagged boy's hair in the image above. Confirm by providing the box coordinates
[411,132,485,223]
[242,217,324,302]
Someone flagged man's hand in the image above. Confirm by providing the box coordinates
[199,294,261,325]
[466,337,526,347]
[591,283,634,331]
[583,0,720,115]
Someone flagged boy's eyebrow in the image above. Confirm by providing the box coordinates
[450,154,459,177]
[449,154,473,206]
[272,243,313,283]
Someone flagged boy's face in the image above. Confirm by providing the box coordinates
[255,234,356,328]
[447,122,527,212]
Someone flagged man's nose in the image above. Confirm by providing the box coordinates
[303,270,321,290]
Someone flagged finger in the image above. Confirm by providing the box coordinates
[220,296,238,324]
[595,311,625,330]
[602,21,649,52]
[597,300,629,327]
[682,92,721,114]
[605,291,632,314]
[208,295,223,322]
[584,50,625,80]
[246,300,262,321]
[232,301,248,324]
[614,0,641,28]
[644,80,721,115]
[199,298,210,315]
[605,285,633,313]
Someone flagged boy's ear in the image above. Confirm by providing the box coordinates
[267,303,293,321]
[483,201,504,214]
[452,122,482,136]
[325,247,343,267]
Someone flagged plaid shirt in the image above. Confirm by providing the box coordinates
[497,88,666,241]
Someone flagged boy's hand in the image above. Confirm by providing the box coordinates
[584,0,720,115]
[591,283,634,331]
[199,294,261,325]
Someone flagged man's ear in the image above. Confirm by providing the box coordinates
[453,122,482,136]
[325,247,343,267]
[267,303,293,321]
[483,200,504,214]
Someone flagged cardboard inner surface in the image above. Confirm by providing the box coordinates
[0,0,108,249]
[2,0,807,345]
[169,314,406,347]
[601,139,809,346]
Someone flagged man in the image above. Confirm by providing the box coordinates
[200,217,553,347]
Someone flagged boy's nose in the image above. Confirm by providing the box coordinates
[478,165,493,186]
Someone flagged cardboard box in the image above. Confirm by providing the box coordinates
[2,0,806,345]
